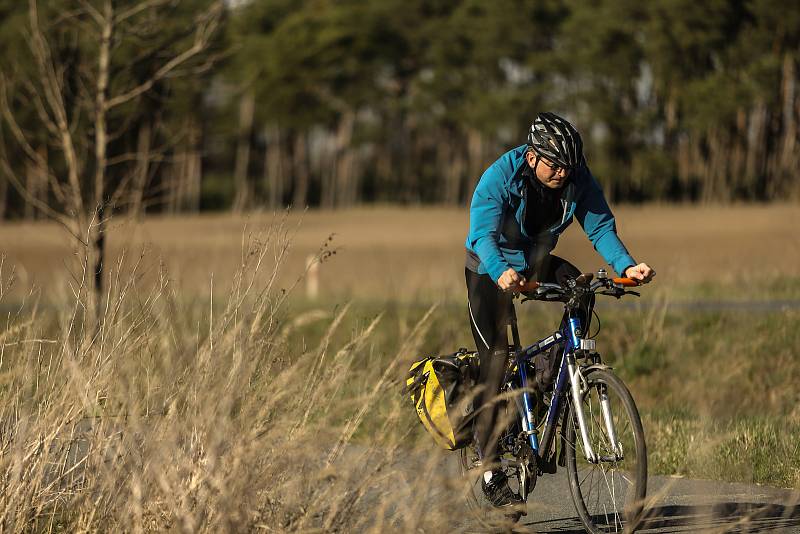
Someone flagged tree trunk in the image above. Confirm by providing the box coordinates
[172,151,184,213]
[375,131,392,202]
[232,91,255,212]
[391,115,411,202]
[745,100,767,197]
[334,111,355,207]
[676,134,690,194]
[131,120,151,217]
[466,128,484,202]
[730,108,746,192]
[0,170,6,219]
[664,88,678,155]
[263,124,284,209]
[24,148,47,220]
[92,204,105,316]
[24,160,34,219]
[319,131,335,208]
[185,119,202,212]
[292,132,310,209]
[439,132,463,204]
[773,53,797,199]
[90,0,113,322]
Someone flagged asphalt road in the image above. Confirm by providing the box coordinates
[480,470,800,533]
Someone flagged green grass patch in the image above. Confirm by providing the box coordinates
[646,411,800,488]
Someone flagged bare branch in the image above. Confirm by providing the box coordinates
[106,152,166,167]
[191,47,236,77]
[115,0,171,25]
[21,79,60,138]
[27,0,84,215]
[105,1,223,110]
[92,0,112,210]
[1,79,76,219]
[0,138,82,242]
[78,0,104,26]
[108,168,136,208]
[0,77,51,171]
[107,112,139,144]
[5,87,69,209]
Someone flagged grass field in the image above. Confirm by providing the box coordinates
[3,203,799,302]
[0,204,798,531]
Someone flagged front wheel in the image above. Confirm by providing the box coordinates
[565,368,647,533]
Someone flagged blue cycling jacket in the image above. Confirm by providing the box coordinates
[465,145,636,284]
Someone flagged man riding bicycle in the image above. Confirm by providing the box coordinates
[465,112,655,507]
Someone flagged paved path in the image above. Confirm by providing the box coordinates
[504,471,800,533]
[356,443,800,533]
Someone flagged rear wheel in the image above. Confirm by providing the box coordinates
[565,368,647,533]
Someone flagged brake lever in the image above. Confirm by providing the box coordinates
[624,291,641,297]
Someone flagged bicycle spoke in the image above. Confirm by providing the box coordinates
[580,466,593,486]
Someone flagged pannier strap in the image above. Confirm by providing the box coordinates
[406,370,429,394]
[433,359,462,372]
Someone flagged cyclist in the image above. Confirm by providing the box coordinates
[465,112,655,507]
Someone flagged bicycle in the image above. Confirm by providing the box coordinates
[460,268,648,533]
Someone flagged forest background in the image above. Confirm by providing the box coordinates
[1,0,798,218]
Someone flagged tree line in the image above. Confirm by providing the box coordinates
[1,0,798,224]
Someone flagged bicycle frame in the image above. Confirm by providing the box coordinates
[507,310,600,465]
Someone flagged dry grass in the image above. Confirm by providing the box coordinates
[1,204,798,304]
[0,222,487,532]
[0,205,798,531]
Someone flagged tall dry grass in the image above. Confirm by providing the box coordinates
[1,207,799,531]
[0,222,479,532]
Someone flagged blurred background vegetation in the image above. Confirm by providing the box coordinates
[1,0,798,221]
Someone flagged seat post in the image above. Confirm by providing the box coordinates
[508,304,522,352]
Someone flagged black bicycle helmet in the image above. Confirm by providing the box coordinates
[527,112,584,169]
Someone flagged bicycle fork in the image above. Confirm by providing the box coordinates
[567,356,597,463]
[566,316,623,463]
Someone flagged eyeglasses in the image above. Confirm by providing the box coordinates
[538,158,571,174]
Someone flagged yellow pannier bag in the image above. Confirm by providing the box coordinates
[406,348,478,450]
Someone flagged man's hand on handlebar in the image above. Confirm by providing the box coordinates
[497,268,541,293]
[624,263,656,284]
[497,268,527,291]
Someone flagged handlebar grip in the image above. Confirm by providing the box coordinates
[611,277,639,287]
[517,280,540,292]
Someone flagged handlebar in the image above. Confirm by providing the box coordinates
[517,276,639,293]
[515,270,644,304]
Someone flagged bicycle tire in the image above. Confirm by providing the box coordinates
[564,368,647,533]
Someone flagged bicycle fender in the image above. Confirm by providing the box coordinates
[582,363,613,373]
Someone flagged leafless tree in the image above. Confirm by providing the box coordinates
[0,0,223,324]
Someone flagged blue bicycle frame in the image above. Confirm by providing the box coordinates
[509,313,585,457]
